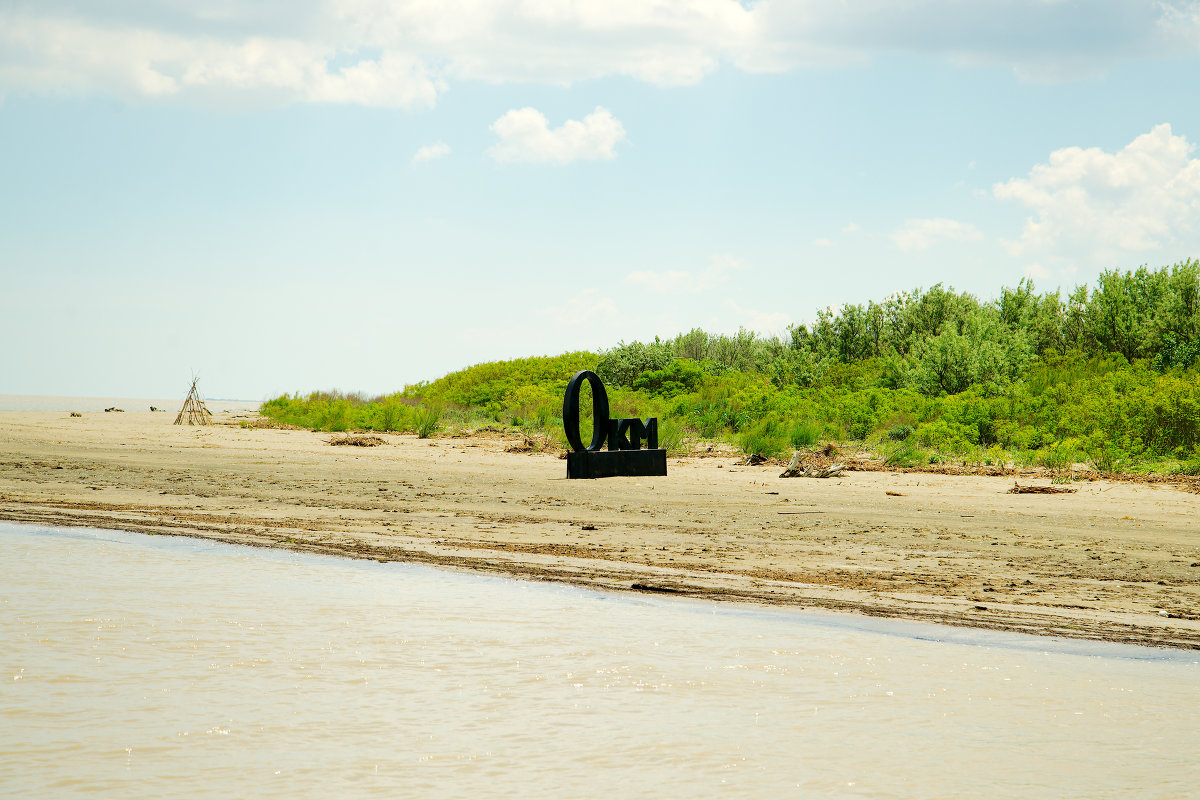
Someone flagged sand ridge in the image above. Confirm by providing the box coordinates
[2,409,1198,649]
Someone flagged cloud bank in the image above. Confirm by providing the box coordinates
[3,1,1199,107]
[995,124,1200,263]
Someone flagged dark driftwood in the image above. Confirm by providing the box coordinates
[1008,483,1077,494]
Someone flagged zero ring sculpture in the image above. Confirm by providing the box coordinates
[563,370,667,479]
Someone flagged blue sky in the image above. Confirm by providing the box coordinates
[3,1,1200,400]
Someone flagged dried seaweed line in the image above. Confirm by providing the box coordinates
[1008,483,1078,494]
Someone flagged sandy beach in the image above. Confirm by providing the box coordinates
[2,408,1198,649]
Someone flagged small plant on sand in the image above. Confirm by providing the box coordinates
[414,404,443,439]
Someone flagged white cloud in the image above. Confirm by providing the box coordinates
[333,0,754,87]
[994,124,1200,262]
[891,218,983,252]
[488,106,626,164]
[306,51,440,107]
[3,2,1199,107]
[813,237,834,247]
[412,141,451,164]
[840,222,861,234]
[744,1,1200,81]
[624,254,748,294]
[0,11,441,108]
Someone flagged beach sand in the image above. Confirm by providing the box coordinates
[2,409,1198,649]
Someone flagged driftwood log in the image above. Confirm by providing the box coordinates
[1008,483,1078,494]
[779,451,845,478]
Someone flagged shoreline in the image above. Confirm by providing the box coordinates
[2,409,1198,650]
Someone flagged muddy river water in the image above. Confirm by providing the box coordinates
[2,521,1197,798]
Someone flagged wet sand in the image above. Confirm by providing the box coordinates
[2,409,1198,649]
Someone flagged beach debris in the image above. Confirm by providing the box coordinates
[505,432,557,454]
[104,407,124,413]
[329,434,386,447]
[69,411,82,417]
[779,451,845,478]
[581,524,598,531]
[744,453,768,466]
[885,490,905,496]
[631,582,683,594]
[1008,483,1078,494]
[174,378,213,425]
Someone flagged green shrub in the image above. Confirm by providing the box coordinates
[789,419,822,448]
[375,400,409,432]
[656,417,687,455]
[881,442,929,468]
[321,400,350,432]
[596,340,673,387]
[414,405,443,439]
[739,418,789,459]
[1169,454,1200,475]
[1038,440,1079,471]
[1087,440,1123,473]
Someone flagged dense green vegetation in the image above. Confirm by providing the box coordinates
[261,260,1200,474]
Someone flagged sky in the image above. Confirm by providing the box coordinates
[2,1,1200,401]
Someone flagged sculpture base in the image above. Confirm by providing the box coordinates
[566,449,668,479]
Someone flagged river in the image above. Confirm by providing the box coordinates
[2,521,1197,798]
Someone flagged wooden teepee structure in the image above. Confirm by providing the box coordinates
[174,378,213,425]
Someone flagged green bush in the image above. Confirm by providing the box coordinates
[374,399,409,432]
[789,419,822,449]
[655,417,687,455]
[881,441,929,468]
[1088,447,1122,473]
[739,418,789,459]
[1038,440,1080,471]
[414,405,443,439]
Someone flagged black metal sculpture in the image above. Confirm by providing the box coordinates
[563,370,667,479]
